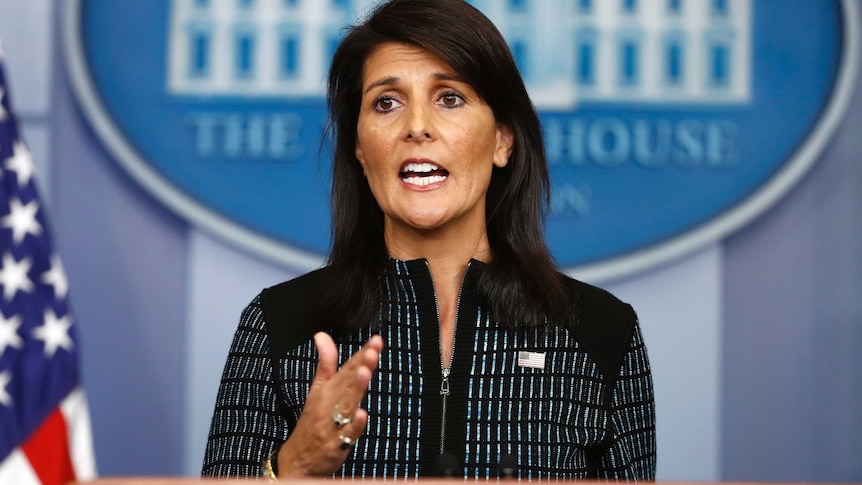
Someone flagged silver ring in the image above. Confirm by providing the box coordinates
[332,407,353,428]
[338,434,356,450]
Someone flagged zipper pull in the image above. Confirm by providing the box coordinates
[441,368,451,396]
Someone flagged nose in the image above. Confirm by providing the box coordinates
[404,103,434,141]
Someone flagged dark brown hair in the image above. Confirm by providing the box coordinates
[311,0,576,332]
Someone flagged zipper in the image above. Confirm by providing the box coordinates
[434,260,471,456]
[440,368,451,455]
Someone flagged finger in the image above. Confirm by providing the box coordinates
[335,337,384,408]
[313,332,339,382]
[366,334,384,352]
[335,408,369,453]
[351,407,369,434]
[340,334,384,373]
[363,335,384,369]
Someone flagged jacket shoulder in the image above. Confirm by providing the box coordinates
[260,266,330,358]
[566,277,639,382]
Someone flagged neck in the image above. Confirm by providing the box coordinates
[384,221,488,366]
[385,224,491,267]
[384,219,490,297]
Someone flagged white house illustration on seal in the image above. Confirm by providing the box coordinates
[167,0,751,108]
[166,0,377,97]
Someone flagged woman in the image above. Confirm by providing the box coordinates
[202,0,656,480]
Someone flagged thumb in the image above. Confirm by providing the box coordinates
[312,331,339,382]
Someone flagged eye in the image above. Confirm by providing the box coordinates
[373,95,401,112]
[438,92,465,108]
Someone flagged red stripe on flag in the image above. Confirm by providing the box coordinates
[20,407,77,485]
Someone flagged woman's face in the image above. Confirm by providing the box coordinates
[355,42,513,240]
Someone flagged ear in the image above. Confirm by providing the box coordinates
[493,123,514,168]
[354,142,367,174]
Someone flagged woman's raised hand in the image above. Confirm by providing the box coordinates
[275,332,384,477]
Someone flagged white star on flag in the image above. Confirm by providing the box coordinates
[1,196,42,244]
[0,313,23,355]
[0,252,34,301]
[0,370,12,407]
[0,87,6,122]
[41,254,69,300]
[3,141,34,187]
[32,309,74,358]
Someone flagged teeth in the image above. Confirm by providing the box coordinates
[404,175,447,186]
[402,162,439,173]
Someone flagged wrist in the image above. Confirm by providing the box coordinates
[262,449,279,481]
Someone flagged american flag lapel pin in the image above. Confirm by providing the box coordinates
[518,351,545,370]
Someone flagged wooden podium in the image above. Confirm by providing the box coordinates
[80,480,817,485]
[82,479,379,484]
[84,480,503,484]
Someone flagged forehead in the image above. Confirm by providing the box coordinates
[361,42,458,87]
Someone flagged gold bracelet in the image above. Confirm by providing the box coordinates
[262,449,278,481]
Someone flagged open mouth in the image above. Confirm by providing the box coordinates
[400,161,449,187]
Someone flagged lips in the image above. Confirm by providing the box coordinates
[399,160,449,187]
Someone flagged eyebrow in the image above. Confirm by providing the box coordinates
[363,72,466,95]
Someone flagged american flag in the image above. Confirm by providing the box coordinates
[0,50,97,483]
[517,351,546,370]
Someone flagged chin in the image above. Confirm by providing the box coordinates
[397,213,451,232]
[408,219,449,232]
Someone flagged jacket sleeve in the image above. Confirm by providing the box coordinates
[201,295,289,478]
[596,321,657,480]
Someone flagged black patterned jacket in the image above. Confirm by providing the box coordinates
[202,258,656,479]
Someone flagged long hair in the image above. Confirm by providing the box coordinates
[309,0,577,332]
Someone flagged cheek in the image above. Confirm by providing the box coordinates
[355,140,391,187]
[356,126,388,164]
[357,143,384,176]
[460,124,502,168]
